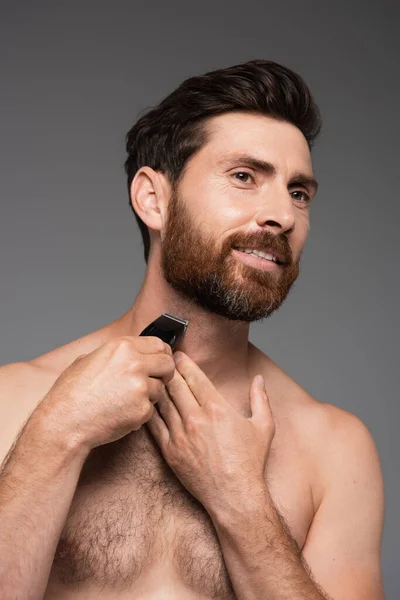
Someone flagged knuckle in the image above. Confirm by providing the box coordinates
[150,382,165,404]
[142,402,154,420]
[107,336,132,356]
[148,336,166,352]
[158,338,168,352]
[148,404,156,419]
[149,378,164,399]
[206,402,224,419]
[185,414,201,433]
[174,431,186,450]
[160,357,176,383]
[130,356,143,373]
[117,336,134,351]
[132,377,148,397]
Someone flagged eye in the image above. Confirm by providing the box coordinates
[291,190,310,203]
[232,171,255,184]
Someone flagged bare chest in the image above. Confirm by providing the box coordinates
[47,422,314,599]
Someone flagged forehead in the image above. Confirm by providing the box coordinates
[199,111,313,172]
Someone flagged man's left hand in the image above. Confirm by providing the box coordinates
[147,351,276,515]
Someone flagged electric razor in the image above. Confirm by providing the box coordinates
[139,313,189,351]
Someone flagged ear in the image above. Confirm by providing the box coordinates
[130,167,170,236]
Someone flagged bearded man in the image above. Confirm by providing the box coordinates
[0,59,385,600]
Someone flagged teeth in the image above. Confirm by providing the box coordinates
[237,248,278,263]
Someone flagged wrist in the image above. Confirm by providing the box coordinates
[208,479,269,530]
[28,396,90,465]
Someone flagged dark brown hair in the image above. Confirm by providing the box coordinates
[124,59,322,264]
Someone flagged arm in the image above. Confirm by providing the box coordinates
[208,407,385,600]
[209,484,332,600]
[0,394,89,600]
[300,408,385,599]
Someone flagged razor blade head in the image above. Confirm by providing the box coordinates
[139,313,189,350]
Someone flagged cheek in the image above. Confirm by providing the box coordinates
[297,211,310,235]
[221,206,251,227]
[190,181,250,228]
[212,186,256,224]
[292,214,310,252]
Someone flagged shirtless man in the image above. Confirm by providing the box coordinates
[0,59,385,600]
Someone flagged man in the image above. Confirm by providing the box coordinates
[0,59,385,599]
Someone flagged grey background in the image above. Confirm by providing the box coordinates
[1,0,398,597]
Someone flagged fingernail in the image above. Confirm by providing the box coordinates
[256,375,265,389]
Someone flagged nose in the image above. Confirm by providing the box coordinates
[255,188,296,234]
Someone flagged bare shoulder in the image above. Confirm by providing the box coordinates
[253,342,379,441]
[301,398,384,502]
[0,320,120,465]
[0,360,48,408]
[297,397,385,598]
[252,343,383,511]
[0,360,56,465]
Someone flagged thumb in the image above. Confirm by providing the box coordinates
[249,375,274,431]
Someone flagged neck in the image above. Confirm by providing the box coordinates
[111,262,253,389]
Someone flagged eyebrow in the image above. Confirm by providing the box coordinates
[218,153,319,196]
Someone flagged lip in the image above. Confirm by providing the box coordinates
[234,247,287,265]
[232,249,281,271]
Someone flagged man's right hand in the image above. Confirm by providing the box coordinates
[37,336,176,453]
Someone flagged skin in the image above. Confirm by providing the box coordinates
[0,111,384,599]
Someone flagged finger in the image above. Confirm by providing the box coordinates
[249,375,275,434]
[121,335,173,355]
[166,368,201,419]
[156,388,183,435]
[146,408,170,452]
[148,376,171,404]
[142,353,176,384]
[148,375,196,432]
[173,352,220,407]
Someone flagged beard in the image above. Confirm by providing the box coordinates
[160,186,301,323]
